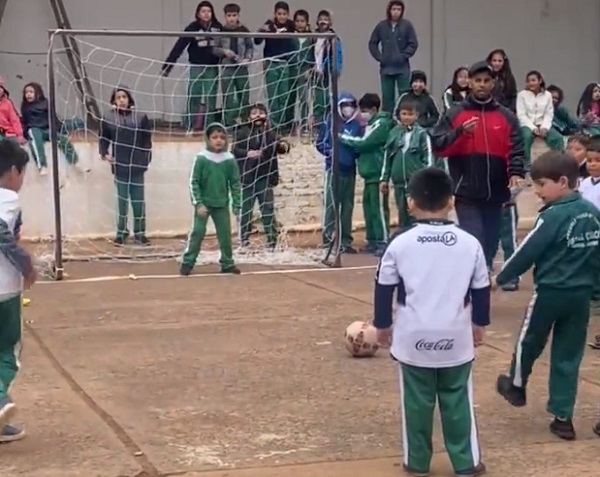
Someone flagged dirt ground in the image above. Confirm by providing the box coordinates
[3,249,600,477]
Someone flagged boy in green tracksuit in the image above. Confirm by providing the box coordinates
[380,98,433,228]
[339,93,393,255]
[180,123,242,276]
[495,151,600,441]
[547,85,579,138]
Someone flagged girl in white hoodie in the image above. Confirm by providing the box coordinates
[516,70,564,168]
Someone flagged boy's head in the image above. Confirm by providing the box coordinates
[407,168,454,218]
[530,151,579,204]
[273,1,289,23]
[249,103,268,125]
[195,1,215,22]
[223,3,240,25]
[567,133,590,165]
[338,93,357,120]
[294,10,309,31]
[316,10,332,31]
[205,123,228,152]
[387,0,405,22]
[397,98,418,126]
[410,70,427,95]
[358,93,380,122]
[110,87,134,110]
[0,139,29,193]
[587,136,600,178]
[23,82,44,104]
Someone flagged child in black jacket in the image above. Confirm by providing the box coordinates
[395,70,440,129]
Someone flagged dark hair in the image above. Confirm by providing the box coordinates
[577,83,600,117]
[21,82,45,109]
[249,102,268,114]
[530,151,579,189]
[317,9,331,20]
[588,135,600,153]
[568,133,590,149]
[223,3,240,13]
[407,168,453,212]
[274,1,289,12]
[398,98,418,113]
[486,49,517,99]
[446,66,469,103]
[293,9,309,22]
[196,1,215,19]
[0,139,29,177]
[525,70,546,90]
[206,123,227,137]
[386,0,405,19]
[110,87,135,108]
[358,93,381,111]
[547,84,564,105]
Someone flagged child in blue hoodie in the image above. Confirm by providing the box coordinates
[315,91,362,253]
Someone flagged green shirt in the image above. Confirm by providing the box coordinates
[381,124,433,187]
[189,150,241,211]
[497,193,600,290]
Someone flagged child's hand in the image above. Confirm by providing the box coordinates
[23,268,37,290]
[472,324,485,347]
[376,327,393,348]
[462,117,479,132]
[379,182,389,194]
[17,136,27,145]
[248,149,262,158]
[197,206,208,217]
[490,275,499,291]
[102,154,114,164]
[539,128,548,137]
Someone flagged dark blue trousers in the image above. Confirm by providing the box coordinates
[455,201,503,269]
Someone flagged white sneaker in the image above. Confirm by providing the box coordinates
[39,167,48,176]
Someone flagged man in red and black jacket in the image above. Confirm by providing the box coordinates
[431,61,525,270]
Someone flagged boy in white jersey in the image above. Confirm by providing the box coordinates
[0,140,35,441]
[374,168,490,477]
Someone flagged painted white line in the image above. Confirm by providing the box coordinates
[37,265,379,285]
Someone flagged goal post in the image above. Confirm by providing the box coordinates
[45,28,343,280]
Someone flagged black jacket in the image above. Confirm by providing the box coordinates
[99,108,152,177]
[232,123,280,186]
[162,20,224,74]
[21,98,49,132]
[368,19,418,76]
[254,19,296,60]
[431,96,525,204]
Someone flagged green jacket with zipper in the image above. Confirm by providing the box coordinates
[338,111,393,184]
[381,123,433,187]
[496,193,600,290]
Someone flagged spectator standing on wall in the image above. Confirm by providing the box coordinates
[431,61,525,271]
[486,49,517,112]
[161,1,230,132]
[368,0,418,114]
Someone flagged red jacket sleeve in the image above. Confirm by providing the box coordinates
[430,106,469,157]
[7,101,23,138]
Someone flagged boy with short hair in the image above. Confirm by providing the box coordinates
[374,167,489,477]
[233,103,290,249]
[315,91,362,253]
[567,133,591,180]
[380,98,433,228]
[180,123,242,276]
[0,139,36,441]
[255,1,297,133]
[494,151,600,441]
[218,3,253,127]
[396,71,440,129]
[339,93,393,255]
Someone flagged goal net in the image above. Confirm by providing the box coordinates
[41,30,341,276]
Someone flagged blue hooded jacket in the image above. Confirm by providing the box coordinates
[315,91,362,175]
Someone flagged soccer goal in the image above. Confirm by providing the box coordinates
[42,28,343,280]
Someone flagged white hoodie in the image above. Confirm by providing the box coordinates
[516,89,554,131]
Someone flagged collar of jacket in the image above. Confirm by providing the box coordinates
[539,192,580,212]
[465,95,500,111]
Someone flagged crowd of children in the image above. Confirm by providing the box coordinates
[162,1,343,135]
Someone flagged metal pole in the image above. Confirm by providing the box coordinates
[49,28,336,39]
[329,35,342,268]
[47,32,64,281]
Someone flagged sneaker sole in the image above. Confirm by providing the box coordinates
[0,403,17,430]
[0,428,25,444]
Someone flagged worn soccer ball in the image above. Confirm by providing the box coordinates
[276,139,290,155]
[344,321,379,357]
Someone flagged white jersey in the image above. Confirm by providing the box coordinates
[579,177,600,211]
[0,188,23,300]
[376,221,489,368]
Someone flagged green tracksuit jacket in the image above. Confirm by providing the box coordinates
[339,111,394,184]
[552,105,579,135]
[381,124,434,187]
[190,150,241,211]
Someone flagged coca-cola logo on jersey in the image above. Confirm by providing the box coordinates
[415,339,455,351]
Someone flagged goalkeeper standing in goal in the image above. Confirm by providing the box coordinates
[254,1,297,134]
[99,86,152,246]
[181,123,241,276]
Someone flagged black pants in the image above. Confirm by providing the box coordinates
[455,201,502,269]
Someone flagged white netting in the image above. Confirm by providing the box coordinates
[43,34,338,271]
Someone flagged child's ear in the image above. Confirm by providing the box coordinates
[407,197,415,213]
[447,195,455,210]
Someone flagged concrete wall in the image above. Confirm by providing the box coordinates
[0,0,598,118]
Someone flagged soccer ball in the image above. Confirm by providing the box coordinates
[344,321,379,357]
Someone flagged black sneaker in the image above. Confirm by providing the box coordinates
[221,266,241,275]
[500,281,519,292]
[179,264,193,276]
[112,236,126,246]
[496,374,527,407]
[592,420,600,437]
[455,462,486,476]
[401,463,429,477]
[133,235,150,246]
[341,246,358,254]
[550,417,576,440]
